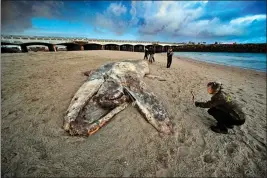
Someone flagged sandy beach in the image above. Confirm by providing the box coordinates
[1,50,266,177]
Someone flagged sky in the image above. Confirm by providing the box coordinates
[1,1,266,44]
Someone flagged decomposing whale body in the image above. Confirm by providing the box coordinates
[63,60,173,136]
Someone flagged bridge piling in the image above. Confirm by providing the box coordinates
[48,44,57,52]
[20,45,28,53]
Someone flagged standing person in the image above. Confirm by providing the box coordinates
[148,47,154,63]
[167,48,173,68]
[144,48,148,60]
[195,82,246,134]
[152,46,155,62]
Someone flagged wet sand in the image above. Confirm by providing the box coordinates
[1,51,266,177]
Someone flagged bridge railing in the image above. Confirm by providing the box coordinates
[1,35,182,46]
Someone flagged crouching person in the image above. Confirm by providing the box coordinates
[195,82,246,134]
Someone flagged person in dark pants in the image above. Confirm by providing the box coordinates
[144,48,148,60]
[152,47,155,62]
[195,82,246,134]
[148,47,155,63]
[167,48,173,68]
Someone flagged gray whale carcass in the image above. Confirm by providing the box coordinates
[63,60,173,136]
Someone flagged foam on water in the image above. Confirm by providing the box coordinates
[173,52,266,72]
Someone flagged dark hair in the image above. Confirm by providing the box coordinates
[207,82,222,91]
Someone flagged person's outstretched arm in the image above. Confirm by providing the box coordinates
[195,95,224,108]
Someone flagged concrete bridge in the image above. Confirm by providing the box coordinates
[1,35,185,53]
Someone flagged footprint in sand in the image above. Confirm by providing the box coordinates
[256,93,264,97]
[172,93,177,98]
[27,167,38,174]
[240,98,247,103]
[255,143,265,153]
[177,129,186,143]
[169,148,175,156]
[226,143,239,156]
[249,109,255,114]
[202,154,215,164]
[255,99,263,104]
[156,151,169,169]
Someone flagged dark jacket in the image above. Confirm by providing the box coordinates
[167,51,173,58]
[145,49,148,55]
[148,48,154,55]
[198,90,245,121]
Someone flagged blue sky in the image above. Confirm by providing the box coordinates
[1,1,266,44]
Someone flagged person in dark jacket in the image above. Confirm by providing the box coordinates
[167,48,173,68]
[148,47,155,63]
[144,48,148,60]
[195,82,246,134]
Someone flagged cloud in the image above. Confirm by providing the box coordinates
[94,2,132,35]
[129,1,266,42]
[136,1,206,36]
[178,17,244,38]
[230,14,266,25]
[1,1,32,33]
[95,13,127,35]
[90,1,266,43]
[107,2,127,16]
[1,1,64,33]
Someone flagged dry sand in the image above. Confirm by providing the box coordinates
[1,50,266,177]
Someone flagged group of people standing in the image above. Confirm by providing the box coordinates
[144,47,155,63]
[144,47,174,68]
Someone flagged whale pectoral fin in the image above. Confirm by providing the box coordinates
[87,103,129,135]
[69,103,129,136]
[124,86,172,134]
[63,78,104,131]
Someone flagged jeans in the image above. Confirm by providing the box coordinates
[149,54,154,63]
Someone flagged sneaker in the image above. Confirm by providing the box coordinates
[210,126,228,134]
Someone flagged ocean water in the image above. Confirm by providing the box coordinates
[173,52,266,72]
